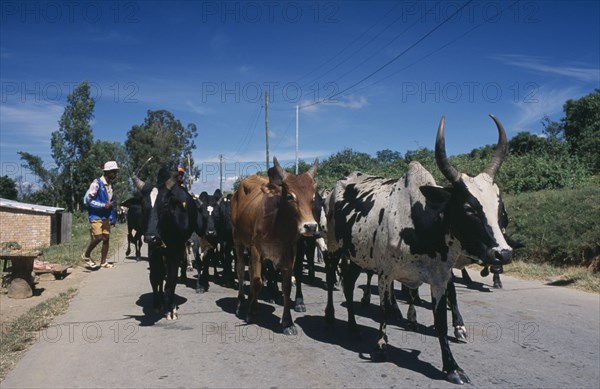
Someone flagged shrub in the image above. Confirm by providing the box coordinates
[504,186,600,270]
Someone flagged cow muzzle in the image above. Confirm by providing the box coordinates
[144,235,164,247]
[488,248,512,265]
[299,223,318,237]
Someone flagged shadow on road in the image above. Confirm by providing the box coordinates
[215,296,281,334]
[295,315,446,382]
[126,292,188,326]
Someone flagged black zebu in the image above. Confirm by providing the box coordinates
[132,168,200,320]
[324,115,513,384]
[293,190,328,312]
[195,190,222,293]
[121,197,145,261]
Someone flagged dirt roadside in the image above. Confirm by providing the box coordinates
[0,265,92,327]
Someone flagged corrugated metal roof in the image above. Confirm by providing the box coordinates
[0,198,64,214]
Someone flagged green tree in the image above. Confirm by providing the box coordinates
[561,89,600,172]
[318,148,376,189]
[125,110,199,184]
[0,175,18,200]
[51,81,95,210]
[17,152,61,206]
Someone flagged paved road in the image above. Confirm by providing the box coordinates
[3,243,599,388]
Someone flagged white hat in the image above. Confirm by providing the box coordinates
[103,161,119,171]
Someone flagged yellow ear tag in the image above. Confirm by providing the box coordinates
[182,201,186,208]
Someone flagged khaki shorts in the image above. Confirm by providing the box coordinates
[90,220,111,236]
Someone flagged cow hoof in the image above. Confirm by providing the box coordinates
[246,313,256,324]
[370,346,387,362]
[126,249,131,256]
[294,298,306,312]
[406,320,418,331]
[283,326,297,336]
[480,267,490,277]
[493,281,503,289]
[166,312,178,320]
[196,286,207,294]
[454,326,468,343]
[447,368,470,385]
[360,294,371,306]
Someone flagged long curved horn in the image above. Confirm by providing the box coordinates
[483,115,508,179]
[435,116,461,183]
[165,175,178,190]
[306,158,319,178]
[131,174,145,191]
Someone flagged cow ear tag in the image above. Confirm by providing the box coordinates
[182,201,186,208]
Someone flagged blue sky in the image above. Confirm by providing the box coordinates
[1,0,599,193]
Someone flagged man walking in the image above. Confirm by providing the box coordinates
[82,161,119,269]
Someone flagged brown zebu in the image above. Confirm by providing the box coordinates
[231,157,318,335]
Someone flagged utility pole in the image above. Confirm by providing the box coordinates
[295,104,299,174]
[265,91,269,171]
[219,154,223,192]
[187,154,192,191]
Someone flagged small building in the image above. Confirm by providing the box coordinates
[0,198,71,251]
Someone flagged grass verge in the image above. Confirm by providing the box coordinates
[500,260,600,293]
[0,288,78,381]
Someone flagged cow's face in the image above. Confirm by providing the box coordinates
[430,115,513,266]
[198,191,221,239]
[135,174,194,248]
[269,157,319,237]
[449,174,512,265]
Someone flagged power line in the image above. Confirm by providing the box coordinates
[346,0,521,98]
[294,2,402,85]
[298,2,405,90]
[299,0,475,111]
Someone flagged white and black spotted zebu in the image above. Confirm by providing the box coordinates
[324,115,513,385]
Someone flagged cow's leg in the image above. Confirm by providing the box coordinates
[135,232,142,261]
[179,252,188,284]
[389,281,403,320]
[341,259,362,336]
[294,247,306,312]
[306,240,316,282]
[247,247,262,324]
[324,252,339,328]
[148,251,164,312]
[446,277,467,343]
[461,268,473,285]
[222,243,235,288]
[263,261,279,303]
[492,265,503,288]
[164,249,181,320]
[371,275,394,362]
[126,229,133,256]
[235,244,247,317]
[431,284,470,384]
[406,287,420,330]
[361,270,373,306]
[281,266,297,335]
[480,265,490,277]
[196,249,211,293]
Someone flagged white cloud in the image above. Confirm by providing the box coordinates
[210,33,229,50]
[0,101,63,139]
[511,86,582,131]
[299,95,368,114]
[494,54,599,83]
[185,100,214,116]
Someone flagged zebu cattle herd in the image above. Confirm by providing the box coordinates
[121,115,515,385]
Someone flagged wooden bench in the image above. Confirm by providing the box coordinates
[0,251,41,298]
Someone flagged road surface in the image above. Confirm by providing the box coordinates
[2,243,599,388]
